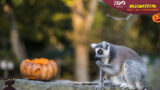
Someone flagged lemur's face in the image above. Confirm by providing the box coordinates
[91,41,110,61]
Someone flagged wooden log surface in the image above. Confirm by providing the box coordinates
[0,79,151,90]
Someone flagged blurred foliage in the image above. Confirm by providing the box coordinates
[0,0,159,85]
[62,0,74,8]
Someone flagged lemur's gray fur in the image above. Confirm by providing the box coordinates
[91,41,147,90]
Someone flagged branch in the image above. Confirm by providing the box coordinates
[85,0,98,31]
[72,0,86,18]
[3,4,27,60]
[106,14,133,21]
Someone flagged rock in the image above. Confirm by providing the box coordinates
[0,79,151,90]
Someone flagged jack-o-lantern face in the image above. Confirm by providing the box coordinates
[152,13,160,23]
[20,58,58,81]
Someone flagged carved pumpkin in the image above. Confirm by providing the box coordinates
[152,13,160,23]
[20,58,58,80]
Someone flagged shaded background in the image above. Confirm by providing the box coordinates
[0,0,159,90]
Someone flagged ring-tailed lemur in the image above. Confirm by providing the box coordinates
[91,41,147,90]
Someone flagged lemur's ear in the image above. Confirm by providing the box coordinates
[102,41,107,48]
[91,43,97,48]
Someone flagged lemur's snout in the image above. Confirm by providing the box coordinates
[94,56,101,61]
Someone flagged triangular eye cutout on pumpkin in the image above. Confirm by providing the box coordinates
[34,68,40,75]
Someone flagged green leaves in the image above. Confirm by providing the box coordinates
[12,0,24,6]
[52,13,70,22]
[0,0,6,5]
[61,0,74,8]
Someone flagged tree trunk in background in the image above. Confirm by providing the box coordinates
[72,0,98,81]
[158,25,160,49]
[75,44,89,81]
[3,4,27,61]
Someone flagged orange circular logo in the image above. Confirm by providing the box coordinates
[152,13,160,23]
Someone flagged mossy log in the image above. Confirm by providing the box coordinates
[0,79,151,90]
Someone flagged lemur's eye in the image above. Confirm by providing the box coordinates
[98,49,103,55]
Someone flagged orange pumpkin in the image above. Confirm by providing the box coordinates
[20,58,58,80]
[152,13,160,23]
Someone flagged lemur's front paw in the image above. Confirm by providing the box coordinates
[96,61,104,67]
[99,83,104,87]
[120,83,128,89]
[95,85,105,90]
[96,61,112,68]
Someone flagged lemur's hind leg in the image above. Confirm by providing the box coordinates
[124,60,137,89]
[124,60,147,90]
